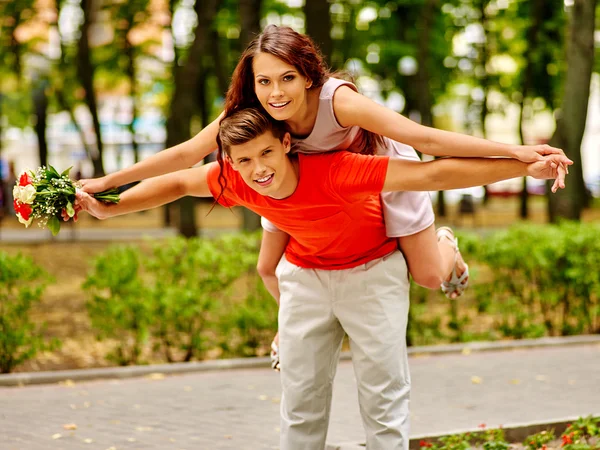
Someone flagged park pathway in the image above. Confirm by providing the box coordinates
[1,343,599,450]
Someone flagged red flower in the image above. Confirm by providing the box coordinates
[478,424,487,429]
[541,445,548,450]
[19,172,32,186]
[420,440,433,448]
[561,434,573,446]
[16,202,32,221]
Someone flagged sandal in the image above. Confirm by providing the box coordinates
[437,227,469,299]
[270,340,280,372]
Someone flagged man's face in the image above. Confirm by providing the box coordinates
[228,130,295,199]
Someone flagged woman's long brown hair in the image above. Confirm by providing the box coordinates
[223,24,384,156]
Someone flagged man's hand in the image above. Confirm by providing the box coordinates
[526,154,572,193]
[61,190,113,221]
[513,144,572,169]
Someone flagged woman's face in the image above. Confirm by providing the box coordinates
[252,52,313,121]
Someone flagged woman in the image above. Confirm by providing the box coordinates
[74,108,568,450]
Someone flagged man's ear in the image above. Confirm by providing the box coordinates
[283,132,292,154]
[226,154,238,171]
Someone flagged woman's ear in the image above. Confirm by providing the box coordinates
[305,78,313,89]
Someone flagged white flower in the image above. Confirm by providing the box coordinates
[13,184,37,204]
[16,212,33,228]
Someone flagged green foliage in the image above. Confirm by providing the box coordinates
[146,235,257,362]
[475,222,600,339]
[524,430,555,450]
[0,252,59,374]
[83,246,151,366]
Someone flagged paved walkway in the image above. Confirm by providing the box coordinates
[1,343,599,450]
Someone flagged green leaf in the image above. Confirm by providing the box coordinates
[47,216,61,236]
[66,202,75,218]
[61,166,73,177]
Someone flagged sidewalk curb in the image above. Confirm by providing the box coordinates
[327,415,600,450]
[1,335,599,387]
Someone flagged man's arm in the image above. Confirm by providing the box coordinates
[75,163,217,220]
[382,156,570,193]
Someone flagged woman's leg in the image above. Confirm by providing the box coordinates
[397,224,468,298]
[378,140,468,298]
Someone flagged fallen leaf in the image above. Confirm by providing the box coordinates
[127,437,137,442]
[224,435,232,439]
[471,376,483,384]
[51,433,62,440]
[258,395,268,401]
[271,397,280,404]
[83,438,93,444]
[145,373,165,380]
[510,379,521,385]
[135,426,153,432]
[63,423,77,430]
[462,348,472,355]
[169,438,176,442]
[60,379,75,387]
[535,375,547,382]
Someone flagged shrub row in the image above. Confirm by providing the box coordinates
[1,222,599,373]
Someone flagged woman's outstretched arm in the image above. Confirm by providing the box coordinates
[79,113,223,193]
[75,163,216,220]
[333,86,569,164]
[381,155,570,193]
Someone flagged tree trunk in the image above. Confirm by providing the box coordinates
[239,0,262,47]
[547,0,596,222]
[517,0,544,219]
[125,38,140,163]
[478,0,491,205]
[166,0,220,237]
[238,0,263,231]
[304,0,333,66]
[78,0,105,177]
[33,80,49,167]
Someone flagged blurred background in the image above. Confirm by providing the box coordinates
[0,0,599,373]
[0,0,598,238]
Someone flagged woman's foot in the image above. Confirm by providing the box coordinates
[436,227,469,299]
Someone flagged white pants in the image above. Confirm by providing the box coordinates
[277,250,411,450]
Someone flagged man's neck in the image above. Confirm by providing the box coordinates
[269,155,300,200]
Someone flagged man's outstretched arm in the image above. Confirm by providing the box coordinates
[382,156,570,194]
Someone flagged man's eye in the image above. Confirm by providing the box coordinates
[263,150,271,156]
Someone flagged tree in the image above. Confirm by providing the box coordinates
[165,0,220,237]
[78,0,106,177]
[547,0,597,222]
[304,0,332,65]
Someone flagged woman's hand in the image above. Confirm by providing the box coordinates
[513,144,572,168]
[78,176,112,194]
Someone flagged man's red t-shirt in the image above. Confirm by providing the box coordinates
[207,151,397,270]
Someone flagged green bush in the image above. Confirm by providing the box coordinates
[146,235,258,362]
[0,252,59,373]
[83,245,151,366]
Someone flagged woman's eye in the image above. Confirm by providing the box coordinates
[258,79,269,85]
[283,75,295,82]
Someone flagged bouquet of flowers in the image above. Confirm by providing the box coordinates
[13,165,119,235]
